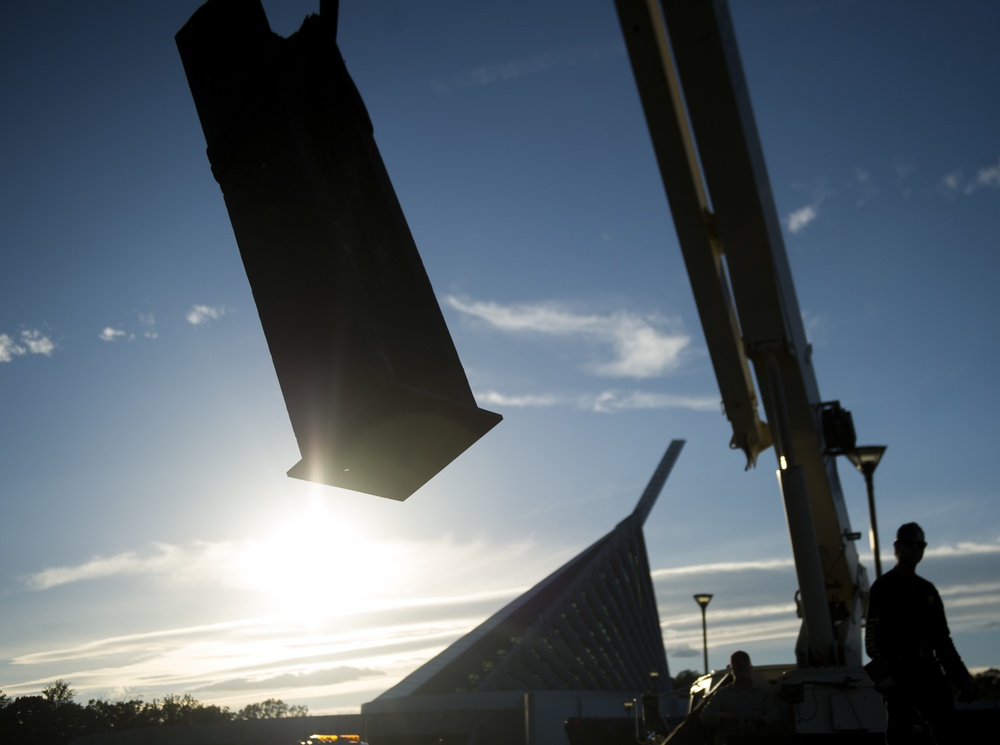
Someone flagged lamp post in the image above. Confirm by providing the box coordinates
[847,445,887,578]
[693,593,713,674]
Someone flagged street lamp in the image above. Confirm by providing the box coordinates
[693,593,713,674]
[847,445,887,578]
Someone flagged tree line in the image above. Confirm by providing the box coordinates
[0,680,308,745]
[3,670,998,744]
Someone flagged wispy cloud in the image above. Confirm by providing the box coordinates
[186,304,227,326]
[978,159,1000,189]
[478,389,718,413]
[4,610,481,712]
[99,313,158,342]
[10,530,553,707]
[9,617,267,666]
[939,156,1000,198]
[924,540,1000,558]
[139,312,158,339]
[652,558,795,579]
[0,329,55,362]
[785,204,818,234]
[446,296,691,378]
[10,535,1000,710]
[784,177,829,234]
[195,666,382,693]
[21,329,54,355]
[25,544,188,590]
[476,391,563,409]
[655,540,1000,665]
[99,327,128,342]
[430,40,621,94]
[21,530,550,606]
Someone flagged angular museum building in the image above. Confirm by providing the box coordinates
[360,440,687,744]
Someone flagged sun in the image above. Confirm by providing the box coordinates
[238,497,402,620]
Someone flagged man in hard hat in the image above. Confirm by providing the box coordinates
[865,522,976,744]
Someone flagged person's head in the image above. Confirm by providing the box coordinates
[730,650,753,682]
[893,522,926,568]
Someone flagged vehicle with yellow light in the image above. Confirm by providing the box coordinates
[297,734,366,745]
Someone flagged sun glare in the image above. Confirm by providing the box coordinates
[239,498,400,620]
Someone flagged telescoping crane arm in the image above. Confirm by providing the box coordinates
[614,0,868,668]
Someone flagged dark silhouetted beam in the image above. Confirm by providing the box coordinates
[177,0,501,500]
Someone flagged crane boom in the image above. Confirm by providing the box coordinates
[615,0,868,668]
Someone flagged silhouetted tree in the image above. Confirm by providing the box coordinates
[236,697,308,719]
[41,680,76,705]
[144,694,231,726]
[0,692,85,745]
[973,668,1000,700]
[0,682,310,744]
[83,697,149,732]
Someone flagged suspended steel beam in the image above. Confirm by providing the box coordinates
[177,0,501,500]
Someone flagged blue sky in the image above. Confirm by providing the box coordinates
[2,0,998,715]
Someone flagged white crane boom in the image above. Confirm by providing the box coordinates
[614,0,868,669]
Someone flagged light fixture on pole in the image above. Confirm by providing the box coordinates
[693,593,713,674]
[847,445,888,578]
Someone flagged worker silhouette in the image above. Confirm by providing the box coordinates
[699,650,776,744]
[865,522,976,744]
